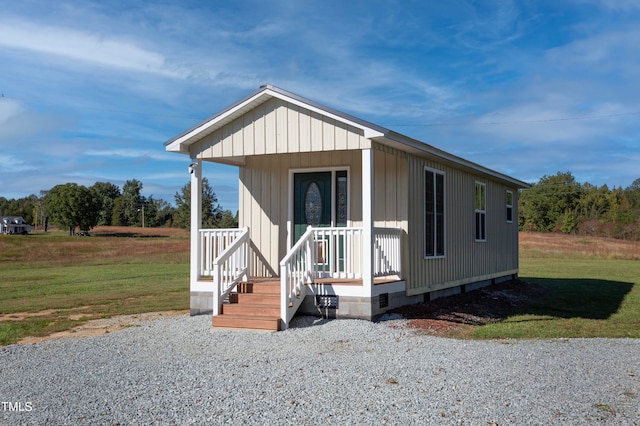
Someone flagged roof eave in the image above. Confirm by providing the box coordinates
[379,131,530,188]
[165,84,387,154]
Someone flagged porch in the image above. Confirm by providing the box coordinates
[197,226,404,330]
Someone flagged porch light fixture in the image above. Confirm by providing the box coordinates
[188,160,198,174]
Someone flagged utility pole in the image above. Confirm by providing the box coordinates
[138,204,145,228]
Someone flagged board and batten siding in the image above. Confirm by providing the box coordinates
[192,97,370,160]
[406,155,519,296]
[239,151,363,277]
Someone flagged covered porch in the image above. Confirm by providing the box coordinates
[166,85,412,330]
[193,224,404,329]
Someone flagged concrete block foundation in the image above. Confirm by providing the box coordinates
[190,291,213,316]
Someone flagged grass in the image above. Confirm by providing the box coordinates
[0,227,189,345]
[1,228,639,344]
[466,233,640,339]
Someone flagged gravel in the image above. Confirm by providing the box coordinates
[1,314,639,425]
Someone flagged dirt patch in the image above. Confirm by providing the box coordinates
[389,280,548,337]
[17,310,188,344]
[0,306,94,321]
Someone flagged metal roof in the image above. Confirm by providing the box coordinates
[165,84,529,188]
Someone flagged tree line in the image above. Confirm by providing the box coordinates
[519,172,640,240]
[3,171,638,239]
[0,178,237,235]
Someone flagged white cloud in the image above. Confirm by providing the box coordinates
[85,149,183,162]
[576,0,640,11]
[0,19,184,78]
[0,154,36,172]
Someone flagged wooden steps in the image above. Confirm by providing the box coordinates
[212,280,281,331]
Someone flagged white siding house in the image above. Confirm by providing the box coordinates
[165,85,529,331]
[0,217,31,235]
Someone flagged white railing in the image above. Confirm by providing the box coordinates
[279,225,403,330]
[312,227,364,279]
[199,228,247,277]
[373,227,403,278]
[280,227,315,330]
[212,227,250,316]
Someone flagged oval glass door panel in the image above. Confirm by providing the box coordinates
[304,182,322,225]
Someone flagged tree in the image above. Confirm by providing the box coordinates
[111,196,126,226]
[145,197,176,227]
[0,194,38,224]
[625,178,640,210]
[217,210,239,228]
[45,183,100,235]
[173,178,224,229]
[90,182,121,226]
[121,179,144,226]
[519,171,581,232]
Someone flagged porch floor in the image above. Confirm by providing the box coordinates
[198,276,403,286]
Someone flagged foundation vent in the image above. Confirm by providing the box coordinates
[316,295,338,309]
[379,293,389,308]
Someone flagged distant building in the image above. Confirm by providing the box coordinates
[0,217,31,235]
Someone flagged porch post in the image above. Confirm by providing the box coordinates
[362,148,374,298]
[190,157,202,288]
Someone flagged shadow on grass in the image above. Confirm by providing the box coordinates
[390,278,634,326]
[522,277,634,320]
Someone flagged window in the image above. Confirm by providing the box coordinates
[425,168,445,257]
[336,171,348,226]
[506,190,513,223]
[475,182,486,241]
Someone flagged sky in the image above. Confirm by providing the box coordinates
[1,0,639,213]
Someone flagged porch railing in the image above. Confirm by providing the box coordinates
[280,226,403,329]
[373,227,402,278]
[211,227,250,316]
[280,227,315,330]
[199,228,247,277]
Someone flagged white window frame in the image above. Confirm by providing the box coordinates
[287,166,350,249]
[424,167,446,258]
[506,190,513,223]
[475,181,487,242]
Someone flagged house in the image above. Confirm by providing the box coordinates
[0,216,31,235]
[165,85,529,331]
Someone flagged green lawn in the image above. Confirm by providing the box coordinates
[0,230,189,345]
[1,230,638,344]
[469,255,640,339]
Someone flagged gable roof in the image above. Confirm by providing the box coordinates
[165,85,529,188]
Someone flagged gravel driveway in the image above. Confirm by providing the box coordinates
[1,314,639,425]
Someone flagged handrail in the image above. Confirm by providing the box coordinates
[212,227,250,316]
[199,228,246,277]
[279,225,403,329]
[280,227,315,330]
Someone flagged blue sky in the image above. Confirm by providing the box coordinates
[1,0,639,213]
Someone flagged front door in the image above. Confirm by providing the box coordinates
[293,171,349,276]
[293,172,332,243]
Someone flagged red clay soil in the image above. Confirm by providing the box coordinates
[389,280,548,337]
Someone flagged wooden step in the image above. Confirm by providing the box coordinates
[237,293,280,304]
[222,303,280,317]
[212,314,280,331]
[237,281,280,294]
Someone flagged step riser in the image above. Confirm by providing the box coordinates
[223,305,280,317]
[237,294,280,304]
[213,279,282,331]
[212,316,280,331]
[237,282,280,294]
